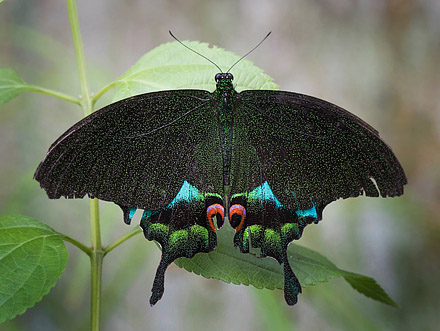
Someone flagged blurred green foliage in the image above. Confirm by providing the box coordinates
[1,0,439,330]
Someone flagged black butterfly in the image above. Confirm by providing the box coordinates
[34,35,406,306]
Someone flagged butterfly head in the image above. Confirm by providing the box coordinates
[215,73,234,90]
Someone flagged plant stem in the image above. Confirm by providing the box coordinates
[67,0,102,330]
[91,82,116,106]
[27,85,80,105]
[90,247,103,331]
[104,227,142,256]
[89,199,103,331]
[63,234,92,256]
[67,0,92,116]
[89,198,102,250]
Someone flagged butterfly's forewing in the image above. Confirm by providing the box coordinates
[236,90,407,213]
[34,90,223,210]
[35,89,228,305]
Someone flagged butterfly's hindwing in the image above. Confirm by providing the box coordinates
[140,181,224,305]
[230,181,318,305]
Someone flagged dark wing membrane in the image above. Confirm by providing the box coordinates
[236,90,407,214]
[34,90,222,210]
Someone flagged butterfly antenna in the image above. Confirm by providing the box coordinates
[226,32,271,73]
[169,30,223,73]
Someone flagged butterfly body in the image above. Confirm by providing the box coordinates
[34,69,406,306]
[212,73,236,200]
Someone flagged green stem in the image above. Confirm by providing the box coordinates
[89,198,103,331]
[104,227,142,256]
[67,0,101,330]
[90,249,103,331]
[91,81,117,106]
[27,85,80,105]
[89,198,102,249]
[63,234,92,256]
[67,0,92,116]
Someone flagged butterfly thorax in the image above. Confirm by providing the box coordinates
[212,73,237,202]
[213,73,236,114]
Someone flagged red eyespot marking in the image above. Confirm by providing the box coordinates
[229,204,246,232]
[206,204,224,232]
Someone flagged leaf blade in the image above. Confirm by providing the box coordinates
[112,41,278,101]
[0,68,32,106]
[342,271,398,308]
[0,215,68,323]
[175,225,396,306]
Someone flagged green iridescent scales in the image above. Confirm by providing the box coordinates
[35,90,223,209]
[34,71,406,306]
[140,182,219,305]
[231,181,316,304]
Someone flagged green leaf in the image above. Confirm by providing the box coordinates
[175,225,284,288]
[112,41,278,101]
[342,271,398,307]
[0,68,32,106]
[0,215,68,323]
[175,225,396,306]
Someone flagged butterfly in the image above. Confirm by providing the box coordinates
[34,34,406,306]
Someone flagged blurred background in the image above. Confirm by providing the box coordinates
[1,0,439,330]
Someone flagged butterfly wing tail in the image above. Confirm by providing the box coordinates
[282,250,302,305]
[140,183,222,305]
[150,257,169,306]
